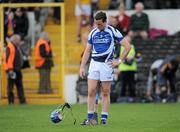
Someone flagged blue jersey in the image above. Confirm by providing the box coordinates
[88,25,123,62]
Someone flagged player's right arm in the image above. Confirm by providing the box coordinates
[79,43,92,78]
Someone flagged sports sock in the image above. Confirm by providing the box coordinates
[87,111,94,120]
[101,112,108,121]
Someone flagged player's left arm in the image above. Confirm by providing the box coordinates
[119,38,131,61]
[112,29,131,67]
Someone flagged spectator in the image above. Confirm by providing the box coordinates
[82,21,93,48]
[4,11,16,40]
[128,2,149,39]
[53,0,64,24]
[157,55,180,102]
[117,36,137,102]
[108,0,121,10]
[125,0,133,9]
[146,59,164,102]
[1,0,43,3]
[14,8,29,40]
[108,16,125,62]
[144,0,157,9]
[75,0,91,42]
[35,32,54,94]
[116,5,130,35]
[90,0,99,23]
[4,35,26,104]
[108,15,119,30]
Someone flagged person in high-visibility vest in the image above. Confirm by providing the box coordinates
[118,36,137,102]
[4,35,26,104]
[35,32,54,94]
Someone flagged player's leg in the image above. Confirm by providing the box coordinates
[99,62,113,124]
[101,81,111,124]
[87,60,99,120]
[93,82,101,123]
[87,79,98,120]
[81,79,98,125]
[81,60,99,125]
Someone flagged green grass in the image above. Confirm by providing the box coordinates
[0,103,180,132]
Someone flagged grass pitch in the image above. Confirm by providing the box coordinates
[0,103,180,132]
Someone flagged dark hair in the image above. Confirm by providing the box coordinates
[94,11,107,22]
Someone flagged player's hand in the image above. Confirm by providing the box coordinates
[79,66,86,79]
[112,59,122,68]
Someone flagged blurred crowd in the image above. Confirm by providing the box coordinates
[76,0,180,103]
[75,0,180,42]
[1,0,64,104]
[108,0,180,10]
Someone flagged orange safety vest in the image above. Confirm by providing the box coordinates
[4,42,16,71]
[2,52,8,71]
[35,39,51,68]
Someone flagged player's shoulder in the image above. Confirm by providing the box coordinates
[107,25,117,30]
[107,25,114,29]
[106,25,120,33]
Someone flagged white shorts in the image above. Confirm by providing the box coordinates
[88,59,114,81]
[75,4,91,16]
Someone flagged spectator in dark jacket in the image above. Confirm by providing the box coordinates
[5,35,26,104]
[14,8,29,40]
[128,2,149,39]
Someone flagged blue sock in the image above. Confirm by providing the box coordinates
[101,112,108,121]
[87,111,94,120]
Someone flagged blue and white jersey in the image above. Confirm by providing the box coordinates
[88,25,123,62]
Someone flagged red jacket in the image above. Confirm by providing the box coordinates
[117,14,130,30]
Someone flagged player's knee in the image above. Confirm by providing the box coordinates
[102,89,110,97]
[88,89,96,97]
[102,92,109,97]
